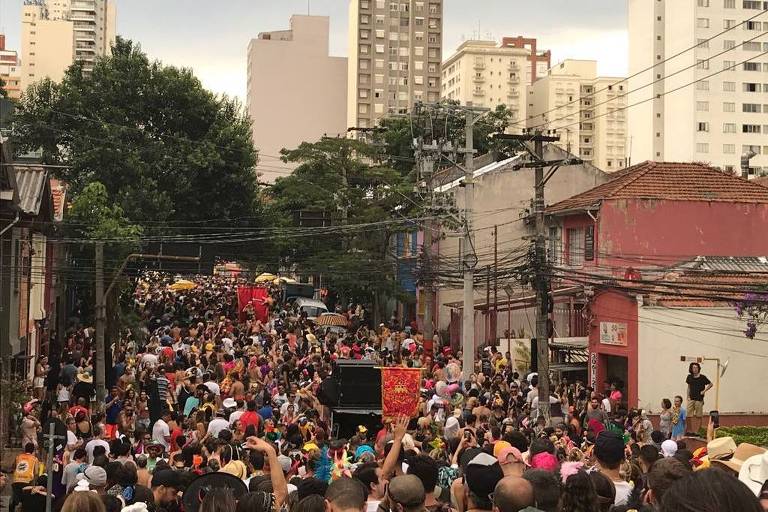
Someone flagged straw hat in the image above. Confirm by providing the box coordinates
[706,436,737,461]
[77,369,93,383]
[712,443,766,474]
[739,451,768,496]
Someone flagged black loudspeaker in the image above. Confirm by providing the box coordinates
[530,338,538,372]
[317,377,339,407]
[331,409,383,440]
[335,360,382,409]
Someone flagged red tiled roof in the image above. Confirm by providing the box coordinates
[547,161,768,214]
[753,176,768,189]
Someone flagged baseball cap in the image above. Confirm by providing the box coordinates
[594,431,625,465]
[464,452,504,499]
[277,454,292,474]
[497,446,526,466]
[152,469,182,489]
[76,466,107,487]
[222,398,237,409]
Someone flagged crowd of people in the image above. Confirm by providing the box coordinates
[4,272,768,512]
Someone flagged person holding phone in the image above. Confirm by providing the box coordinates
[685,362,713,435]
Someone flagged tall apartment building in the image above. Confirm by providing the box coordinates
[441,40,529,128]
[21,0,116,91]
[0,35,22,100]
[628,0,768,175]
[528,60,628,171]
[247,16,348,183]
[347,0,443,130]
[500,36,551,85]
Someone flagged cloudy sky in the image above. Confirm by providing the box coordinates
[0,0,628,100]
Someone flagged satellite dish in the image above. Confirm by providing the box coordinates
[721,359,729,378]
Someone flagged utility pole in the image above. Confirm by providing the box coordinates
[43,422,65,512]
[419,148,437,339]
[493,131,578,423]
[533,134,550,423]
[493,224,498,345]
[94,242,106,404]
[461,109,476,381]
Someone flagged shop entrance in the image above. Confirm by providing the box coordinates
[602,354,628,408]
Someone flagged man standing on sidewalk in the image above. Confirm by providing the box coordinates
[685,362,712,436]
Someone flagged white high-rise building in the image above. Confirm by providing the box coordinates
[347,0,443,130]
[21,0,116,91]
[628,0,768,175]
[528,60,628,172]
[441,40,529,128]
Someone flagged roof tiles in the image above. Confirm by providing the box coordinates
[547,161,768,213]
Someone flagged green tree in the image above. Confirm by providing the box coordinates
[11,37,260,224]
[268,137,422,316]
[0,77,7,98]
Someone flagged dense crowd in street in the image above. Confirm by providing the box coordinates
[4,272,768,512]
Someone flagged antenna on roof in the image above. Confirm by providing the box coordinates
[307,0,310,15]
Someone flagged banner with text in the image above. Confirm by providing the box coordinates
[381,367,422,421]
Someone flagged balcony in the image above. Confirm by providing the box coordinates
[473,89,485,97]
[507,75,520,84]
[473,75,485,83]
[507,90,519,98]
[473,61,485,70]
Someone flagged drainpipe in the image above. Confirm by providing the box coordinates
[741,151,757,179]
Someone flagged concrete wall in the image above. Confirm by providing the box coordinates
[247,15,348,183]
[594,199,768,271]
[638,306,768,414]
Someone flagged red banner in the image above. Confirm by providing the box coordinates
[237,285,270,323]
[381,367,422,420]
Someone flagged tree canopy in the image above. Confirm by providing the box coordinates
[11,37,261,224]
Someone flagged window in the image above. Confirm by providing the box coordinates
[743,41,762,51]
[697,143,710,153]
[548,227,561,265]
[375,44,384,53]
[724,40,736,50]
[697,18,710,28]
[743,145,762,154]
[743,124,761,133]
[745,20,761,30]
[744,103,762,113]
[696,81,710,91]
[375,29,385,38]
[697,38,709,49]
[744,62,760,71]
[723,122,737,133]
[743,0,762,8]
[724,19,737,28]
[698,0,710,5]
[566,227,585,267]
[724,143,736,154]
[696,101,710,111]
[697,122,710,132]
[723,60,736,70]
[724,102,736,112]
[744,82,761,92]
[723,81,736,92]
[697,59,710,69]
[724,0,736,6]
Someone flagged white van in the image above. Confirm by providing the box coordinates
[293,298,329,320]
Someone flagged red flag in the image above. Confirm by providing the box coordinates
[237,286,270,323]
[381,367,422,421]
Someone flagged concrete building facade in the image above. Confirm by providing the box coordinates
[528,60,628,172]
[246,16,348,183]
[347,0,443,130]
[433,145,608,348]
[628,0,768,175]
[0,35,22,100]
[20,0,116,92]
[441,40,528,128]
[500,36,551,85]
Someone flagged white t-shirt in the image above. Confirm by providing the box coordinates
[152,419,170,450]
[229,410,245,426]
[58,386,70,403]
[613,480,632,506]
[602,397,613,414]
[85,438,110,463]
[366,500,381,512]
[207,417,230,438]
[66,430,78,449]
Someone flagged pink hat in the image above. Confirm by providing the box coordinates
[497,446,527,466]
[530,452,559,472]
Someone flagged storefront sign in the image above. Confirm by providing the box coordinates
[599,321,628,346]
[590,352,598,389]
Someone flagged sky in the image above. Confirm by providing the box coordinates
[0,0,628,101]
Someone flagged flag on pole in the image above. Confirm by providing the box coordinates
[381,367,421,421]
